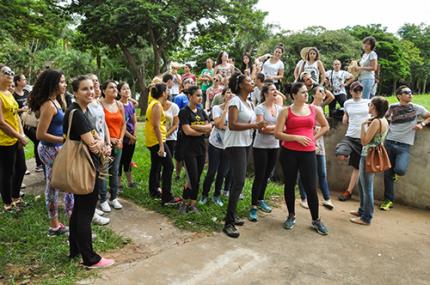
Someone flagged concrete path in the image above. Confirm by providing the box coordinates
[23,158,430,285]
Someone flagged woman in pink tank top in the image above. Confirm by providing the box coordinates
[275,82,330,235]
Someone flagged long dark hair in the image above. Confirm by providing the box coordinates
[284,82,305,100]
[101,80,116,97]
[216,51,228,66]
[241,53,253,74]
[28,69,65,112]
[260,83,275,103]
[371,96,389,119]
[228,72,246,94]
[151,83,167,99]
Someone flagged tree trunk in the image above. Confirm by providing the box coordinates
[392,80,397,95]
[423,77,427,94]
[118,43,148,115]
[148,28,162,75]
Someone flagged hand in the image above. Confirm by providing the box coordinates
[103,144,112,156]
[129,136,137,144]
[117,139,123,149]
[157,146,166,157]
[19,135,28,146]
[253,121,267,130]
[414,123,424,130]
[295,135,312,147]
[111,138,118,145]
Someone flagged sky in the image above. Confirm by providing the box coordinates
[256,0,430,33]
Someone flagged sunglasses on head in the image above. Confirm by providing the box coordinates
[2,68,14,76]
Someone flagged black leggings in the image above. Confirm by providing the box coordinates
[224,146,250,226]
[119,142,136,176]
[0,143,18,205]
[251,148,278,206]
[183,154,205,200]
[13,146,27,194]
[280,148,319,221]
[329,93,347,115]
[202,144,230,198]
[166,140,176,158]
[148,143,174,202]
[69,173,101,266]
[24,126,42,167]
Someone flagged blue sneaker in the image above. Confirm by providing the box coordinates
[198,196,208,205]
[312,219,328,235]
[248,208,258,222]
[258,200,272,213]
[212,196,224,207]
[283,215,296,230]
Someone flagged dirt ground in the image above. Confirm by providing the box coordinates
[23,159,430,285]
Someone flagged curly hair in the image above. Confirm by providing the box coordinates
[228,72,247,94]
[27,69,65,112]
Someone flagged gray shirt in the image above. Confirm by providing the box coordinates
[87,101,108,142]
[253,103,280,149]
[386,102,428,145]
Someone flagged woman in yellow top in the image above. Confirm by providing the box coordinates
[0,65,28,212]
[145,83,181,205]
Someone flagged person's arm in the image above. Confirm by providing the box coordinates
[274,107,312,146]
[361,119,379,145]
[190,121,212,134]
[36,102,63,144]
[81,132,104,154]
[314,107,330,141]
[117,102,126,148]
[293,61,302,81]
[213,107,227,129]
[258,113,276,134]
[255,54,271,65]
[166,115,179,138]
[342,109,349,125]
[228,105,265,131]
[322,90,335,107]
[151,103,165,156]
[360,54,378,72]
[129,98,138,108]
[344,72,355,86]
[415,110,430,130]
[0,99,27,144]
[318,61,326,84]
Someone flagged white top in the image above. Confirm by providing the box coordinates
[359,51,378,80]
[224,96,256,148]
[303,61,320,84]
[250,86,262,105]
[208,105,228,149]
[170,75,180,95]
[253,103,280,149]
[344,98,370,139]
[165,102,180,141]
[262,59,284,83]
[87,101,108,142]
[325,70,353,95]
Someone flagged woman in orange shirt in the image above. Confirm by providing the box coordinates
[99,80,125,212]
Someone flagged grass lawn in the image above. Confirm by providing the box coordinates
[0,199,128,284]
[122,123,285,233]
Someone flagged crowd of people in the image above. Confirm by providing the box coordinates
[1,35,429,268]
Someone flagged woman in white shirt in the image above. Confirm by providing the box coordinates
[249,83,281,222]
[200,88,233,207]
[223,73,266,238]
[356,36,378,99]
[256,44,285,90]
[294,47,326,84]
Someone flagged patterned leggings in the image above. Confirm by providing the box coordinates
[38,144,74,219]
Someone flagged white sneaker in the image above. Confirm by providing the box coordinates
[300,199,309,209]
[100,201,111,213]
[322,199,335,210]
[92,213,110,226]
[109,198,123,210]
[95,208,104,216]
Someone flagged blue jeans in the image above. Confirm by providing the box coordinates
[299,155,330,201]
[359,78,375,99]
[100,147,122,202]
[383,140,410,201]
[357,156,374,223]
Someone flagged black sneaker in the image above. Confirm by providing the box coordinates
[234,216,245,226]
[312,219,328,235]
[223,224,240,238]
[178,203,188,214]
[162,197,183,206]
[150,191,161,199]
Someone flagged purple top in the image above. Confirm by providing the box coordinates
[123,101,136,143]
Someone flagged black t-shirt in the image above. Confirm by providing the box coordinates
[13,90,29,109]
[178,106,208,157]
[64,103,100,168]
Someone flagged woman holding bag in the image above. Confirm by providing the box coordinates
[350,96,389,225]
[65,75,114,268]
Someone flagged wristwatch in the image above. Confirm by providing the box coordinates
[421,121,427,127]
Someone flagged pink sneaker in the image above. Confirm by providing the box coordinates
[87,258,115,269]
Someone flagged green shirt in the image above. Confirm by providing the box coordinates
[200,68,214,91]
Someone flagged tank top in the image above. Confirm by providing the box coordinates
[303,61,320,84]
[362,119,388,156]
[103,101,123,139]
[0,91,19,146]
[41,100,64,147]
[145,99,166,147]
[281,105,316,152]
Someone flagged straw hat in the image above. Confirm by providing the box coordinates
[300,47,311,60]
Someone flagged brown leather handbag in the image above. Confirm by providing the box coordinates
[50,109,96,195]
[365,119,392,173]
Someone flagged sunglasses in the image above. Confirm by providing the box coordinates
[400,90,412,95]
[1,68,14,76]
[195,94,202,97]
